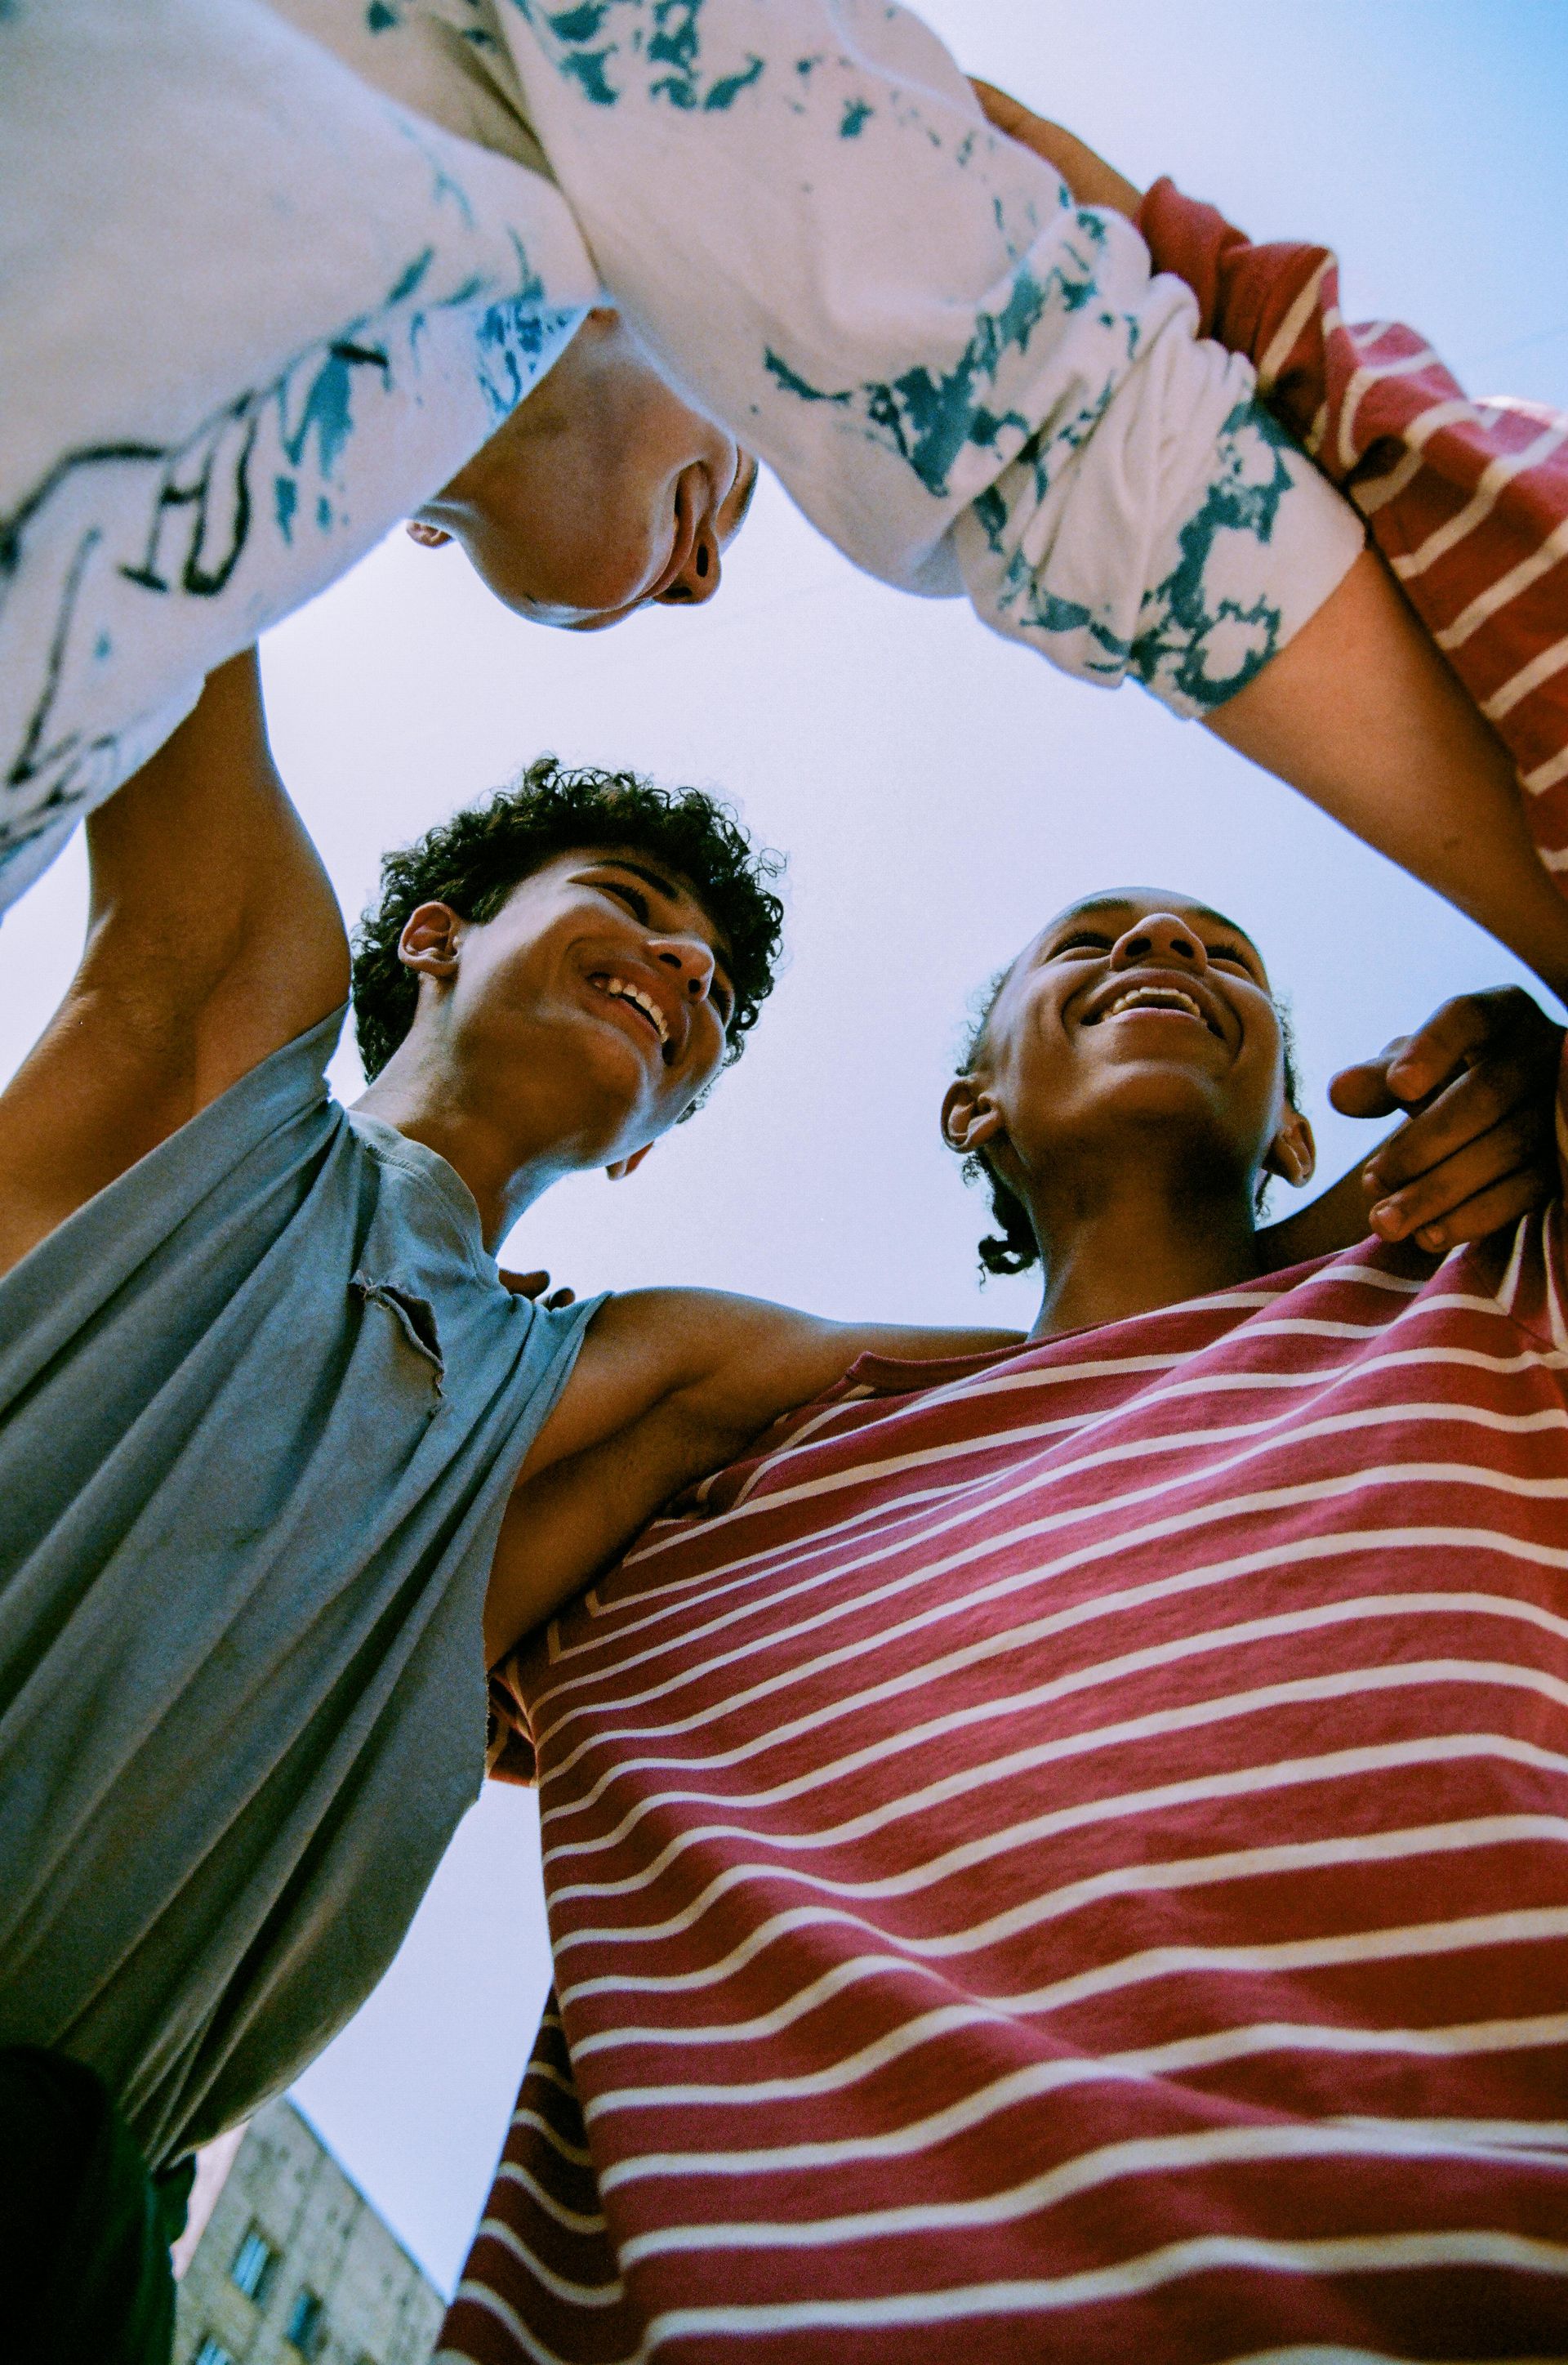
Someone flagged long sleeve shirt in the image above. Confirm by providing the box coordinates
[0,0,1359,908]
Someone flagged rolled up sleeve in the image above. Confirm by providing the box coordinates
[494,0,1364,712]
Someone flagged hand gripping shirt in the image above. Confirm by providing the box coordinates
[0,1011,599,2172]
[0,0,1361,907]
[458,1148,1568,2363]
[449,208,1568,2364]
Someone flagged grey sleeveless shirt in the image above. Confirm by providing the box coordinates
[0,1011,599,2166]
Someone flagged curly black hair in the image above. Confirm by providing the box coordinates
[952,959,1303,1280]
[351,756,785,1084]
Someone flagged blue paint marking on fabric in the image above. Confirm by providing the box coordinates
[282,342,388,480]
[840,98,871,137]
[274,476,298,544]
[1129,400,1300,708]
[697,56,762,109]
[316,494,334,532]
[92,631,111,663]
[366,0,400,26]
[765,260,1085,501]
[763,350,851,407]
[511,0,765,110]
[387,248,436,308]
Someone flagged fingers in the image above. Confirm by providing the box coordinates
[499,1269,580,1310]
[968,77,1143,216]
[500,1267,553,1299]
[1328,1043,1412,1120]
[1386,988,1548,1105]
[1365,1108,1548,1243]
[1397,1168,1547,1255]
[1362,1058,1548,1196]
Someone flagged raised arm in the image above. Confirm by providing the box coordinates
[0,652,347,1277]
[971,79,1568,1000]
[483,1290,1018,1663]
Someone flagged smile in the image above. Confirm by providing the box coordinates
[1087,984,1223,1037]
[590,973,671,1051]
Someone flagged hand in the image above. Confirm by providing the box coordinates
[1329,986,1564,1252]
[500,1267,577,1311]
[969,78,1143,220]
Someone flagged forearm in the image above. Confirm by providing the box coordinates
[1206,550,1568,997]
[488,1299,1020,1659]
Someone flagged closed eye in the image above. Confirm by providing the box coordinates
[599,880,651,923]
[1206,942,1260,976]
[1049,930,1115,959]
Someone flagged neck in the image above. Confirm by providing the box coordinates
[1022,1148,1266,1341]
[354,1038,569,1251]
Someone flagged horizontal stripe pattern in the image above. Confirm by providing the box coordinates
[446,194,1568,2363]
[448,1207,1568,2363]
[1133,177,1568,849]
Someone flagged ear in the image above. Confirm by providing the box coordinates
[398,902,463,977]
[1264,1104,1316,1189]
[606,1144,654,1183]
[405,520,452,549]
[942,1075,1006,1157]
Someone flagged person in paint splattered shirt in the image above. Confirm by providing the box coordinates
[9,0,1557,1008]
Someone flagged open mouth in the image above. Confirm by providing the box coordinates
[1084,983,1224,1038]
[590,972,673,1060]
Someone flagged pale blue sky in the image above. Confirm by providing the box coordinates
[3,0,1566,2297]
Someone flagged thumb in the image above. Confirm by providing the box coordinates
[1328,1055,1405,1119]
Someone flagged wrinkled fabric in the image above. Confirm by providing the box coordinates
[0,0,1361,908]
[0,1011,599,2168]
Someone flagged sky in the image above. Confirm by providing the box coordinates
[4,0,1568,2300]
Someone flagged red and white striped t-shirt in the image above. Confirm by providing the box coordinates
[442,190,1568,2363]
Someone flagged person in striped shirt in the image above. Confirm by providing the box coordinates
[448,117,1568,2365]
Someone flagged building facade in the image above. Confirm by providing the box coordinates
[174,2099,445,2365]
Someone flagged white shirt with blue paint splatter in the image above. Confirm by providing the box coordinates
[0,0,1362,910]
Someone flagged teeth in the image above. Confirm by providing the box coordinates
[1102,985,1205,1023]
[599,975,670,1045]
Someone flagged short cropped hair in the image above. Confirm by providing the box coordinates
[954,966,1303,1279]
[351,756,785,1082]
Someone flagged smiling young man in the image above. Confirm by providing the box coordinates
[457,879,1568,2364]
[0,640,1045,2354]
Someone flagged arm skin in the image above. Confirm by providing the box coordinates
[0,654,348,1281]
[484,1292,1017,1665]
[972,80,1568,1006]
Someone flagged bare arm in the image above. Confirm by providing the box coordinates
[972,82,1568,1002]
[0,653,348,1278]
[483,1291,1018,1662]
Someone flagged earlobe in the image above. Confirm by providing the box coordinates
[1266,1109,1317,1189]
[406,520,452,549]
[606,1144,654,1183]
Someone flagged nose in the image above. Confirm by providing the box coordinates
[1109,913,1209,975]
[652,931,717,1002]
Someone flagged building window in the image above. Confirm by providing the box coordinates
[193,2340,236,2365]
[229,2224,278,2304]
[285,2288,327,2358]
